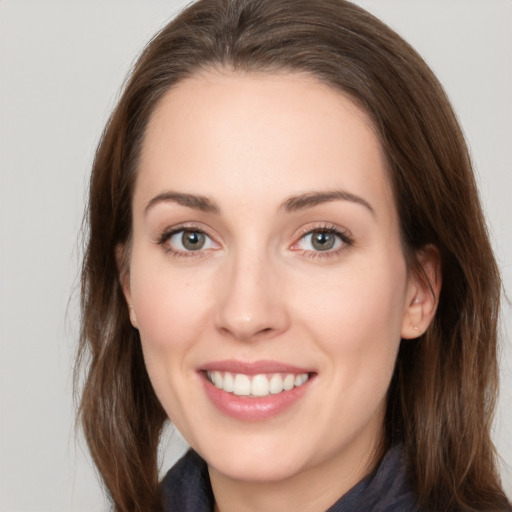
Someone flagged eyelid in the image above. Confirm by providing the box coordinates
[155,223,221,256]
[154,221,353,258]
[290,223,354,255]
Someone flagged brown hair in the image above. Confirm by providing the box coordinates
[76,0,511,510]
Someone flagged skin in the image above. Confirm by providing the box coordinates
[120,71,439,512]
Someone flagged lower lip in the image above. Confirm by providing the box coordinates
[200,373,313,421]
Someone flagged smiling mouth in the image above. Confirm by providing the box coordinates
[205,371,311,398]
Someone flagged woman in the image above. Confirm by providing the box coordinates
[76,0,512,510]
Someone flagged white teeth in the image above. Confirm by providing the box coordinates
[213,371,223,389]
[206,371,309,397]
[283,374,295,391]
[223,372,234,392]
[233,374,251,395]
[251,374,270,397]
[269,373,283,394]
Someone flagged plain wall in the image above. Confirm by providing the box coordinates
[0,1,510,510]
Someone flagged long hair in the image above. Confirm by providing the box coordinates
[76,0,510,510]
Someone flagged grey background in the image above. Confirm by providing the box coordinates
[0,1,510,510]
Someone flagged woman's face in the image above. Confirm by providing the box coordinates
[122,71,430,491]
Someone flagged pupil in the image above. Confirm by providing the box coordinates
[312,231,335,251]
[182,231,205,250]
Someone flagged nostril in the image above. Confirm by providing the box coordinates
[217,323,279,342]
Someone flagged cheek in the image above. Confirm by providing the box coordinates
[294,256,407,377]
[128,258,215,426]
[128,254,215,385]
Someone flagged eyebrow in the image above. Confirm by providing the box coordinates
[144,191,221,215]
[281,190,375,216]
[144,189,375,217]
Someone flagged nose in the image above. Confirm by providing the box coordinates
[214,249,290,342]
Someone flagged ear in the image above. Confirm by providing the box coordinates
[401,245,441,339]
[115,243,139,329]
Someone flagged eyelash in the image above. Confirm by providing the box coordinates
[156,224,216,258]
[292,224,354,259]
[155,223,354,259]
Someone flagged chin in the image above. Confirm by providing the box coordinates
[207,449,306,483]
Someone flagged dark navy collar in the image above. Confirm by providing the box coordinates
[161,445,419,512]
[162,449,214,512]
[325,445,419,512]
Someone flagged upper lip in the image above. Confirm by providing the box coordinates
[199,359,314,375]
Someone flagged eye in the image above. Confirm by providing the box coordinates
[294,228,351,253]
[162,228,218,254]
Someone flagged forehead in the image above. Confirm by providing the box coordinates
[135,70,395,221]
